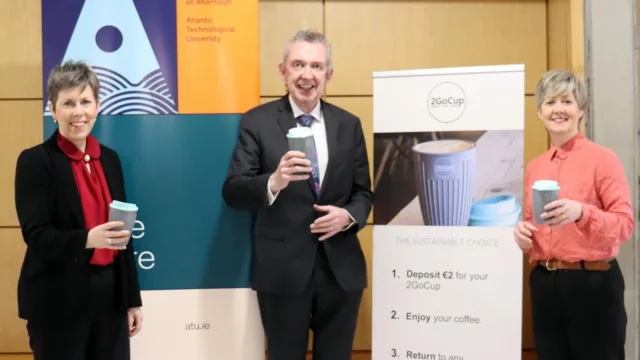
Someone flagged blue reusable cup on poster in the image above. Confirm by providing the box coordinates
[412,139,476,226]
[468,194,521,227]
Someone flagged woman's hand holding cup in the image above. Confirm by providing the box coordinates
[86,221,130,250]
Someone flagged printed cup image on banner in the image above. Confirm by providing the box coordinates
[42,0,178,116]
[373,129,524,227]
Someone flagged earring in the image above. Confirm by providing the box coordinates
[53,119,57,123]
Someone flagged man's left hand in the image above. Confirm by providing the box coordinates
[311,205,352,241]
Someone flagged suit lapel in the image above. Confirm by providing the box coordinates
[60,155,86,227]
[320,100,339,197]
[275,96,297,140]
[46,133,85,227]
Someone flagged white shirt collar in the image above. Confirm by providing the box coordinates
[288,95,323,123]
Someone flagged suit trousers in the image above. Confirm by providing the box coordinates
[530,259,626,360]
[27,264,130,360]
[258,243,363,360]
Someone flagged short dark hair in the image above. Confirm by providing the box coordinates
[47,60,100,109]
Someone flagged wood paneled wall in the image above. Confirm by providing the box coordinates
[0,1,583,359]
[0,0,43,355]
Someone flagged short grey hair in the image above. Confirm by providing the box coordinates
[47,60,100,109]
[281,29,332,72]
[535,69,588,110]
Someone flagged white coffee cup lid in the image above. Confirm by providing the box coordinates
[287,127,313,138]
[110,200,138,211]
[532,180,560,191]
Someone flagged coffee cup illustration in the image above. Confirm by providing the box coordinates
[412,139,476,226]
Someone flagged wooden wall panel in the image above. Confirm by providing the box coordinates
[324,0,547,96]
[0,229,29,353]
[0,2,42,99]
[0,101,44,227]
[353,226,372,350]
[0,356,32,360]
[524,96,548,166]
[259,0,324,96]
[547,0,570,70]
[260,96,279,105]
[568,0,584,78]
[546,0,585,134]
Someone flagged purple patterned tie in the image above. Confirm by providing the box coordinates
[297,114,320,195]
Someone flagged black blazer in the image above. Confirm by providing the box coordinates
[222,96,373,295]
[14,130,142,321]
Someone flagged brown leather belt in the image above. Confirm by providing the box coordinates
[537,259,611,271]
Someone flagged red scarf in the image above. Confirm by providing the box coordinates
[58,132,118,265]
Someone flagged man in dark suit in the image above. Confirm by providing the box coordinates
[222,29,373,360]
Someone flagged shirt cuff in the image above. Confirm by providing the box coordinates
[266,174,279,206]
[341,210,357,231]
[575,203,592,229]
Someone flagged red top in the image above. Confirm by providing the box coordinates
[523,132,635,263]
[58,133,118,265]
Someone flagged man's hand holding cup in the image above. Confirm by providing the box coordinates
[269,151,312,193]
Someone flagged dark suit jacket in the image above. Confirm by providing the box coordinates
[14,130,142,321]
[222,96,373,294]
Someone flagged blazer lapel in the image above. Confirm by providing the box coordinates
[320,100,339,197]
[275,96,297,140]
[46,134,86,228]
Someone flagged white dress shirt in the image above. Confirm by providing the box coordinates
[267,96,328,204]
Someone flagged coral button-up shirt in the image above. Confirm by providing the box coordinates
[523,133,635,263]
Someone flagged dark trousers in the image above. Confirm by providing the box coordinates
[27,265,130,360]
[258,245,363,360]
[530,259,626,360]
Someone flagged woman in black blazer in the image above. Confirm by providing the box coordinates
[14,60,143,360]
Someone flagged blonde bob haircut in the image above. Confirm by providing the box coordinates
[534,69,588,112]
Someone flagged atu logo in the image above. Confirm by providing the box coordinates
[427,82,467,123]
[434,158,455,178]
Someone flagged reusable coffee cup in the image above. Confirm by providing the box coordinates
[287,127,315,175]
[412,139,476,226]
[108,200,138,246]
[531,180,560,224]
[468,194,521,227]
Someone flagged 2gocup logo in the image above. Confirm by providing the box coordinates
[434,158,455,179]
[427,81,467,123]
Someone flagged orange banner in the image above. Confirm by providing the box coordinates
[177,0,259,114]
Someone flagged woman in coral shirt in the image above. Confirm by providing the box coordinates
[514,69,634,360]
[14,60,143,360]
